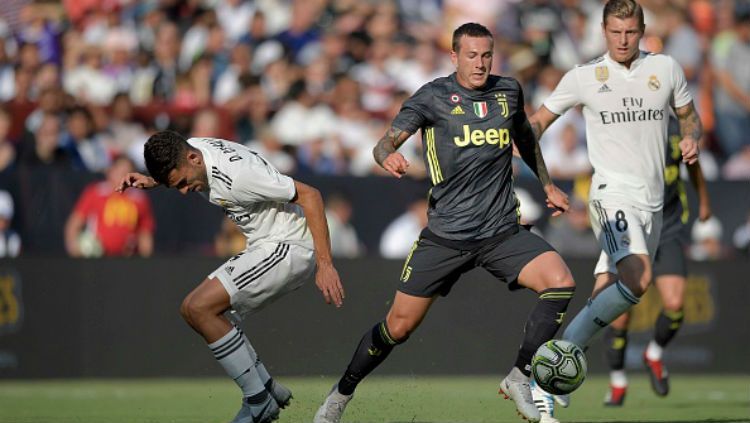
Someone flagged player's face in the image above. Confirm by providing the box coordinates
[167,152,209,194]
[451,35,493,90]
[603,16,643,66]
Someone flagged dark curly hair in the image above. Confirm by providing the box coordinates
[144,130,192,185]
[452,23,493,53]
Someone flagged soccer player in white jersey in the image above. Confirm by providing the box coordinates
[528,1,701,421]
[117,131,345,423]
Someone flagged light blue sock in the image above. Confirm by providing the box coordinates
[563,281,638,348]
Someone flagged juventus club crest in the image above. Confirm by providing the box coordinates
[473,101,488,118]
[495,93,509,118]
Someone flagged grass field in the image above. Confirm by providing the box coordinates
[0,375,747,423]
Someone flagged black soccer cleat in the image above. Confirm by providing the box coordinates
[643,353,669,397]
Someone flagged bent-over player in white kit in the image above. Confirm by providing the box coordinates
[528,1,701,421]
[117,131,345,423]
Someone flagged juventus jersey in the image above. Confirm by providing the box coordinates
[392,73,526,242]
[544,51,692,212]
[188,138,312,249]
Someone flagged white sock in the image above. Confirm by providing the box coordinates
[610,370,628,388]
[563,281,638,348]
[209,326,266,397]
[237,326,273,386]
[645,340,663,361]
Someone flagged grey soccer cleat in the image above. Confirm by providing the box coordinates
[267,380,293,409]
[499,367,541,422]
[230,395,280,423]
[313,384,353,423]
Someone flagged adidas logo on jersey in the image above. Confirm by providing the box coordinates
[225,266,235,275]
[450,105,465,115]
[598,84,612,93]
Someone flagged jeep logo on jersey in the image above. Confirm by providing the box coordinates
[473,101,488,118]
[454,125,510,148]
[495,93,509,118]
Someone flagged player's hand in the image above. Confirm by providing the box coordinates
[315,260,344,307]
[679,137,699,165]
[382,152,409,178]
[116,172,158,192]
[544,184,569,217]
[699,201,712,222]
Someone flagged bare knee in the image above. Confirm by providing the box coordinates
[180,294,213,329]
[385,313,419,341]
[661,296,683,312]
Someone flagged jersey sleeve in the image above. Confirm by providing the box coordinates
[228,153,296,204]
[391,83,435,134]
[669,56,692,109]
[512,79,528,128]
[543,68,581,116]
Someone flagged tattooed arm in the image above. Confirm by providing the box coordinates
[372,126,414,178]
[674,101,701,165]
[514,116,569,216]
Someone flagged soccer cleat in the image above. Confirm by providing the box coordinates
[603,384,627,406]
[230,395,280,423]
[643,353,669,396]
[499,367,541,422]
[530,378,558,423]
[313,384,353,423]
[267,380,292,409]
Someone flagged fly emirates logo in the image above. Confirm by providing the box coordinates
[599,97,665,125]
[453,125,511,148]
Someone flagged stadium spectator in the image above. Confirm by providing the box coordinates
[543,121,591,180]
[245,127,295,175]
[689,216,729,261]
[18,113,69,167]
[64,155,154,257]
[378,198,427,259]
[732,211,750,255]
[325,193,364,258]
[711,4,750,157]
[0,107,16,171]
[0,190,20,257]
[103,93,147,166]
[60,106,110,172]
[721,144,750,180]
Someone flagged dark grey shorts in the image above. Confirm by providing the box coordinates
[652,237,687,278]
[396,227,555,298]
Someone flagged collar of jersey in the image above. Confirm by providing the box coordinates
[604,50,648,73]
[187,138,215,190]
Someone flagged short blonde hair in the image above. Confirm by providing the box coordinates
[603,0,645,29]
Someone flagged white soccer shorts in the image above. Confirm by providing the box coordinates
[209,242,316,316]
[589,199,663,276]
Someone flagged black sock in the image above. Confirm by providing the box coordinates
[514,287,575,376]
[337,321,404,395]
[603,326,628,370]
[654,309,683,347]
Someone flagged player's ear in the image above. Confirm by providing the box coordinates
[450,49,458,67]
[186,150,202,166]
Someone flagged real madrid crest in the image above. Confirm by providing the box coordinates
[648,75,661,91]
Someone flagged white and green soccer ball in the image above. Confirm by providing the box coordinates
[531,339,587,395]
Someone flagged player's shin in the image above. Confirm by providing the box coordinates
[209,326,268,401]
[236,325,292,407]
[653,309,684,350]
[337,321,405,395]
[563,281,638,348]
[515,287,576,375]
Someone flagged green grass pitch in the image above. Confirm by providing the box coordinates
[0,375,747,423]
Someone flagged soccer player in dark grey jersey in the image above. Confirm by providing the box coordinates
[315,23,576,423]
[599,118,711,406]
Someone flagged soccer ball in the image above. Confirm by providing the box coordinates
[531,339,587,395]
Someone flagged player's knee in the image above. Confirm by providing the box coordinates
[384,316,416,342]
[661,297,682,312]
[179,295,210,326]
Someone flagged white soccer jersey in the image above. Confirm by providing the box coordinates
[188,137,313,249]
[544,51,692,211]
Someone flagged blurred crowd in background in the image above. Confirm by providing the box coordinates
[0,0,748,260]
